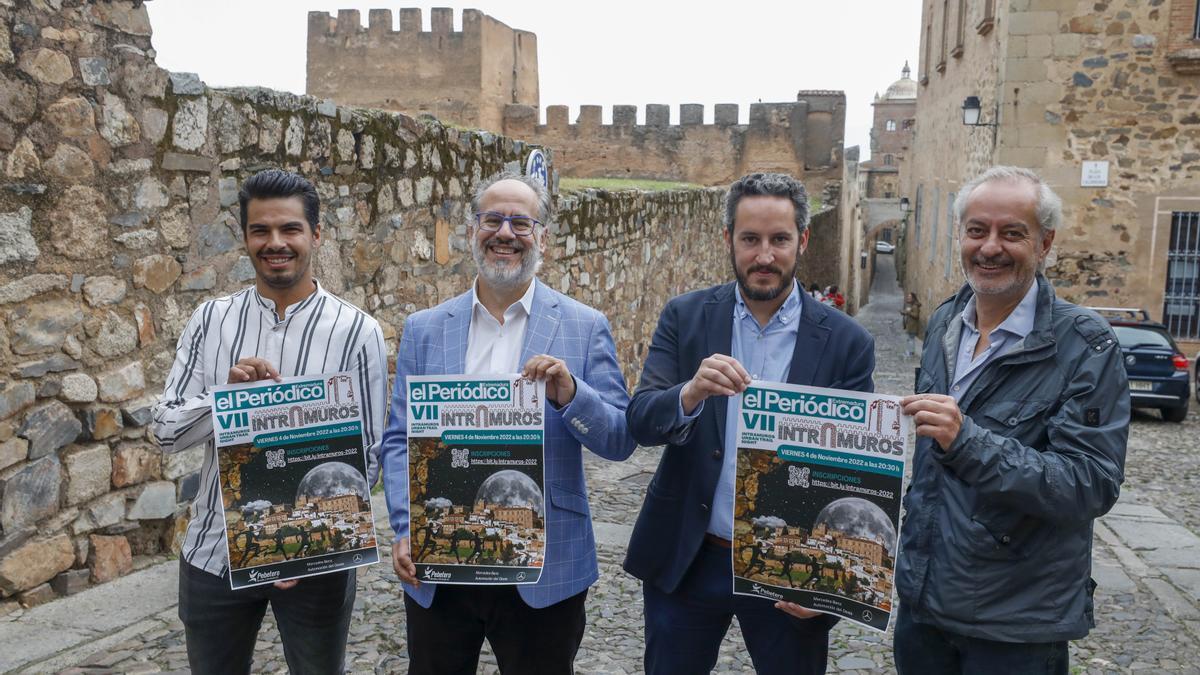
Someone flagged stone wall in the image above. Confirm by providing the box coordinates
[904,0,1200,349]
[502,97,847,191]
[0,1,732,607]
[306,8,539,133]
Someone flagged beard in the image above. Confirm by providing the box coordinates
[254,247,310,290]
[732,249,799,302]
[960,252,1037,298]
[471,234,540,292]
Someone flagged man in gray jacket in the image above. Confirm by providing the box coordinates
[895,166,1129,674]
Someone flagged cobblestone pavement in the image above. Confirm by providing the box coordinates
[17,256,1200,674]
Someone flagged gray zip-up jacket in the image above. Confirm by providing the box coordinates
[896,275,1130,643]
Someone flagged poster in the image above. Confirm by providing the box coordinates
[732,381,910,632]
[211,373,380,590]
[406,374,547,585]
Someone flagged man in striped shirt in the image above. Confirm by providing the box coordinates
[153,169,387,675]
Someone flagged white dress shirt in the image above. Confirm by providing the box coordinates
[465,278,537,374]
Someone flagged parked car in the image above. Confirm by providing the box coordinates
[875,240,895,254]
[1089,307,1191,422]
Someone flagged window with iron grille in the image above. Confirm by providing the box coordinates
[1164,211,1200,340]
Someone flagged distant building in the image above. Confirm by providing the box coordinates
[836,536,886,566]
[863,63,918,201]
[839,63,916,312]
[492,506,535,529]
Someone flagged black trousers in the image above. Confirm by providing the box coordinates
[404,585,588,675]
[177,560,356,675]
[893,606,1069,675]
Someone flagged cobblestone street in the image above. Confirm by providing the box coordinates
[6,255,1200,674]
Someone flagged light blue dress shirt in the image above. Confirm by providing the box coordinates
[675,280,801,539]
[950,281,1038,402]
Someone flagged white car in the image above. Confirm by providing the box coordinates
[874,240,895,254]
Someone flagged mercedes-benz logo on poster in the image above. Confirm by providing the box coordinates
[353,554,362,562]
[862,610,873,622]
[525,149,548,188]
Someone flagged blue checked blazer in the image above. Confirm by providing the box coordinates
[381,279,637,609]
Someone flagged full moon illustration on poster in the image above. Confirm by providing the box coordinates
[732,381,910,632]
[211,373,380,590]
[407,374,547,585]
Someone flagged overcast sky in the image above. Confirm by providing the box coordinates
[146,1,921,161]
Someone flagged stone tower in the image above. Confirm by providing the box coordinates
[306,8,539,132]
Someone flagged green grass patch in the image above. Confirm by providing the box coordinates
[559,177,702,193]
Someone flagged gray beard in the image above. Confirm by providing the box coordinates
[471,237,540,292]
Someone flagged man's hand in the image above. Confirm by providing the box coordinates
[273,579,299,590]
[680,354,751,415]
[392,538,419,587]
[522,354,576,407]
[227,357,282,384]
[775,601,822,619]
[900,393,963,451]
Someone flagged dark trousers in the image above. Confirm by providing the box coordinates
[404,584,588,675]
[642,540,834,675]
[177,560,356,675]
[893,605,1069,675]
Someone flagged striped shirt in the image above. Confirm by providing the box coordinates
[152,281,388,577]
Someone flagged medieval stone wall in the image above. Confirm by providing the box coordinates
[306,8,539,133]
[305,9,845,193]
[501,96,847,191]
[904,0,1200,349]
[0,1,731,608]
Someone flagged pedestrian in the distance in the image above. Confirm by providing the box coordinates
[901,292,921,358]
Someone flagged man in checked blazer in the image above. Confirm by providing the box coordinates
[380,171,637,674]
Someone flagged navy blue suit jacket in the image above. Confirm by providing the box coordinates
[623,282,876,598]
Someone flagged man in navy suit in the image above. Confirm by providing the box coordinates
[381,172,637,674]
[625,172,876,675]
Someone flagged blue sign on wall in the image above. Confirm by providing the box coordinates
[525,149,548,188]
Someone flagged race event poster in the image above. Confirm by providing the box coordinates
[210,373,380,590]
[732,381,911,632]
[406,374,547,585]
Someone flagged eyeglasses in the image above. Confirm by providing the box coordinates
[474,211,540,236]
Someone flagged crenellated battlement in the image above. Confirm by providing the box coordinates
[307,8,536,40]
[306,9,842,188]
[502,103,766,130]
[500,97,844,187]
[306,8,539,131]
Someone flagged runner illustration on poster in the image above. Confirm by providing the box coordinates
[211,373,380,590]
[406,374,547,585]
[732,381,911,632]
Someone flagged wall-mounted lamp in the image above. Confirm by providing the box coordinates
[899,197,911,214]
[860,250,868,269]
[961,96,997,127]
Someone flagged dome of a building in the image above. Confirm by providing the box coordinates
[882,62,917,101]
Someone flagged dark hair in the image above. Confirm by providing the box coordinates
[238,169,320,232]
[723,172,810,235]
